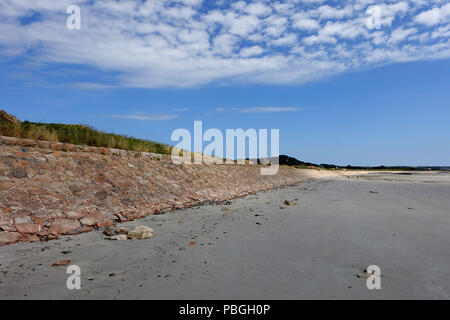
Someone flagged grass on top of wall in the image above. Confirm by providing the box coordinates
[0,117,172,155]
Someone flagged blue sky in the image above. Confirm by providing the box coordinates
[0,0,449,166]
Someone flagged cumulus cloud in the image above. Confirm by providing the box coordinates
[239,45,264,57]
[0,0,449,88]
[415,3,450,26]
[292,17,321,30]
[388,27,418,44]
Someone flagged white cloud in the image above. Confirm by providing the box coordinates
[0,0,449,88]
[164,6,196,20]
[73,82,114,90]
[245,3,272,17]
[239,45,264,57]
[432,24,450,39]
[303,34,337,45]
[388,27,418,44]
[228,14,260,36]
[237,107,301,113]
[315,5,353,20]
[415,3,450,26]
[292,17,320,31]
[264,15,288,36]
[271,33,298,46]
[177,0,203,6]
[213,34,238,55]
[320,20,368,39]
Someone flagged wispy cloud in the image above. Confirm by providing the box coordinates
[174,108,190,112]
[206,106,301,116]
[73,82,115,90]
[237,107,301,113]
[110,114,179,121]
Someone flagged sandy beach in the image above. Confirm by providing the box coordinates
[1,170,449,299]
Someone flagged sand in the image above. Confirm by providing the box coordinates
[1,170,449,299]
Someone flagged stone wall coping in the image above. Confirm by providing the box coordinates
[0,135,267,166]
[0,135,172,161]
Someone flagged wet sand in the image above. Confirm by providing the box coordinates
[1,171,449,299]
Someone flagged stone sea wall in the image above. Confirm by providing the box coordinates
[0,136,309,245]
